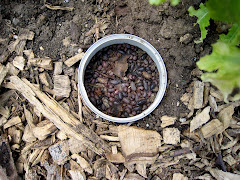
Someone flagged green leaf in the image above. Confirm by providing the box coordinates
[197,41,240,102]
[206,0,240,24]
[219,24,240,46]
[188,3,210,43]
[149,0,180,6]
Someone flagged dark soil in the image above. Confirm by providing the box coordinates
[0,0,218,127]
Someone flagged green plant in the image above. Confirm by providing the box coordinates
[149,0,240,102]
[149,0,180,6]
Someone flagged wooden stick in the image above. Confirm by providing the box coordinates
[9,76,110,155]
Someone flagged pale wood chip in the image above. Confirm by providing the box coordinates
[71,154,93,174]
[172,173,188,180]
[200,119,224,138]
[32,120,57,140]
[64,52,85,67]
[190,106,211,132]
[13,56,25,70]
[106,152,125,163]
[53,75,71,97]
[163,128,180,145]
[3,116,22,129]
[161,115,177,127]
[193,81,204,109]
[0,63,8,85]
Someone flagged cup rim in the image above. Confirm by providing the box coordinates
[78,34,167,123]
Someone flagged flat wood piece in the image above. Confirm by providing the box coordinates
[39,72,53,88]
[53,75,71,97]
[54,61,63,75]
[13,56,25,70]
[28,57,53,70]
[71,154,93,174]
[208,168,240,180]
[163,128,180,145]
[218,105,234,131]
[118,126,161,160]
[106,152,125,163]
[68,137,87,154]
[100,135,120,141]
[8,126,22,144]
[3,116,22,129]
[6,62,19,76]
[22,125,37,142]
[161,116,177,128]
[190,106,211,132]
[172,173,188,180]
[64,52,85,67]
[32,120,58,140]
[200,119,224,138]
[223,154,237,166]
[136,164,147,178]
[0,64,8,85]
[112,145,118,154]
[193,81,204,109]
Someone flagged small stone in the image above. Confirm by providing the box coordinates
[49,141,69,165]
[179,33,193,44]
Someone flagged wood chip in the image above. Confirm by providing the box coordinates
[172,173,188,180]
[69,159,86,180]
[64,52,85,67]
[223,154,237,166]
[207,167,240,180]
[209,95,218,112]
[200,119,224,138]
[210,88,224,101]
[112,145,118,154]
[180,93,192,106]
[161,115,177,128]
[118,126,161,160]
[124,173,145,180]
[53,75,71,97]
[136,164,147,178]
[3,116,22,129]
[106,152,125,163]
[32,120,58,140]
[9,76,110,155]
[6,62,20,76]
[54,61,63,75]
[71,154,93,174]
[190,106,211,132]
[217,105,234,131]
[8,126,22,144]
[44,2,74,11]
[49,141,69,165]
[22,124,37,142]
[28,57,53,70]
[68,137,87,154]
[0,64,8,85]
[193,81,204,109]
[163,128,180,145]
[13,56,25,70]
[56,131,68,140]
[39,72,52,88]
[100,135,120,141]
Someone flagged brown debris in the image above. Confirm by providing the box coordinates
[200,119,224,138]
[0,64,8,85]
[190,106,211,132]
[53,75,71,97]
[113,55,129,77]
[9,76,110,155]
[28,58,53,70]
[161,115,177,127]
[118,126,161,161]
[32,120,57,140]
[64,52,85,67]
[163,128,180,145]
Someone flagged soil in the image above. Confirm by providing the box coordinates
[0,0,222,179]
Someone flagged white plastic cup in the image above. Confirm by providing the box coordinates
[78,34,167,123]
